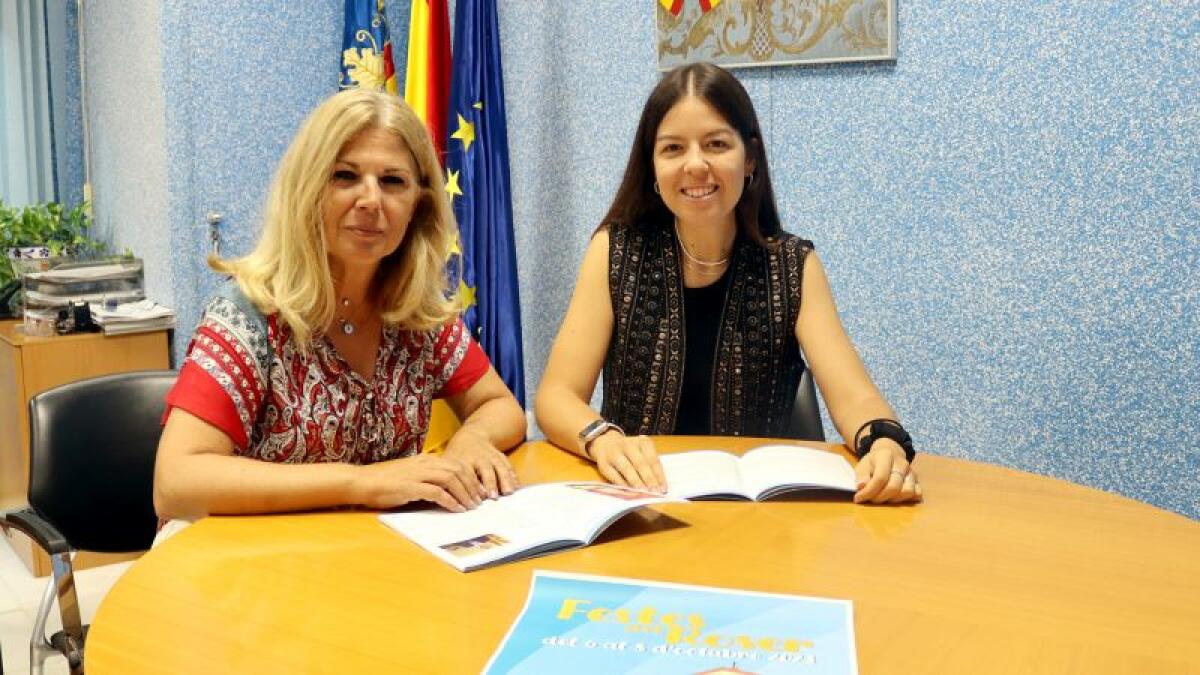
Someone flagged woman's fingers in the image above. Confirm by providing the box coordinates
[854,444,921,504]
[889,471,921,503]
[494,456,520,495]
[632,436,666,492]
[594,440,642,488]
[853,454,886,503]
[423,457,482,508]
[476,452,519,498]
[611,449,649,489]
[596,455,628,486]
[854,454,921,505]
[474,457,500,499]
[457,458,489,502]
[359,457,479,511]
[873,467,906,503]
[598,436,665,492]
[411,483,463,512]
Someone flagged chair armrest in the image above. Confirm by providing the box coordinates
[1,508,69,555]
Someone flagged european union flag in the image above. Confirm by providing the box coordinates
[444,0,526,405]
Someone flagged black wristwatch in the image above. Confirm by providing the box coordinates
[854,419,915,463]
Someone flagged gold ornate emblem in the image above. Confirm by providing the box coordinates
[657,0,894,69]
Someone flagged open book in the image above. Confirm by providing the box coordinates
[379,482,679,572]
[661,444,857,501]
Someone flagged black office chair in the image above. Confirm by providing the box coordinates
[784,369,826,442]
[0,370,175,675]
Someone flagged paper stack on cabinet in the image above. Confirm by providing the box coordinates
[89,299,176,335]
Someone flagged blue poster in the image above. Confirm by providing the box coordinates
[485,571,857,675]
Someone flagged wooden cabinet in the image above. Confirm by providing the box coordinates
[0,320,171,576]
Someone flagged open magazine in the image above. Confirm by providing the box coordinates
[661,444,856,501]
[378,482,680,572]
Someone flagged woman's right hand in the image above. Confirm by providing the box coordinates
[589,432,667,493]
[354,453,487,512]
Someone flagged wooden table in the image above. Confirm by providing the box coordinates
[86,437,1200,674]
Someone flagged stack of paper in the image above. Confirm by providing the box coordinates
[88,299,176,336]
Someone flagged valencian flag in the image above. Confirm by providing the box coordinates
[404,0,451,160]
[340,0,398,93]
[444,0,526,405]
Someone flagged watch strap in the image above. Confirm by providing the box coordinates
[577,419,624,459]
[854,419,916,463]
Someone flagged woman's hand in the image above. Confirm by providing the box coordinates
[853,438,922,504]
[442,426,520,499]
[589,432,667,493]
[354,453,488,512]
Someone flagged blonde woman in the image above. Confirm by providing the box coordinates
[154,90,525,520]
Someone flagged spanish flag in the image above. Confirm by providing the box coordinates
[404,0,451,161]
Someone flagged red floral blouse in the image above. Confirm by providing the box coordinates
[165,293,489,463]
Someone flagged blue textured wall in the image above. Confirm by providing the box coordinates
[77,2,1197,518]
[46,0,84,208]
[79,1,174,306]
[158,0,344,346]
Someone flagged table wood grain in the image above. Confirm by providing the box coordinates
[86,437,1200,674]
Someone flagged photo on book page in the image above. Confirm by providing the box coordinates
[484,570,857,675]
[442,533,511,558]
[565,483,665,501]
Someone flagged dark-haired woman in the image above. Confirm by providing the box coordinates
[535,63,920,505]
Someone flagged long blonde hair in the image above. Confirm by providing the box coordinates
[212,89,458,346]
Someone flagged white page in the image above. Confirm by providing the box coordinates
[660,450,748,499]
[502,482,676,542]
[379,499,563,571]
[739,445,856,499]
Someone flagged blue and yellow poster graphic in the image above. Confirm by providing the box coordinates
[485,571,857,674]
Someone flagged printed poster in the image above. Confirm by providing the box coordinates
[484,571,856,674]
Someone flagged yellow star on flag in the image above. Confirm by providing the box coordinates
[449,237,462,256]
[457,279,477,310]
[444,169,463,201]
[450,113,476,153]
[473,101,483,110]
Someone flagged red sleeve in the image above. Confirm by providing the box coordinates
[163,361,250,448]
[159,295,270,450]
[435,322,492,398]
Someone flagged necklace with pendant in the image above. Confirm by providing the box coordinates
[338,297,356,335]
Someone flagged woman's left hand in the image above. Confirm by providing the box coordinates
[441,427,520,499]
[853,438,922,504]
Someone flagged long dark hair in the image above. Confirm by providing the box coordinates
[599,62,783,246]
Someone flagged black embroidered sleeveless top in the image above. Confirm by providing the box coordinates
[676,267,731,434]
[601,223,813,437]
